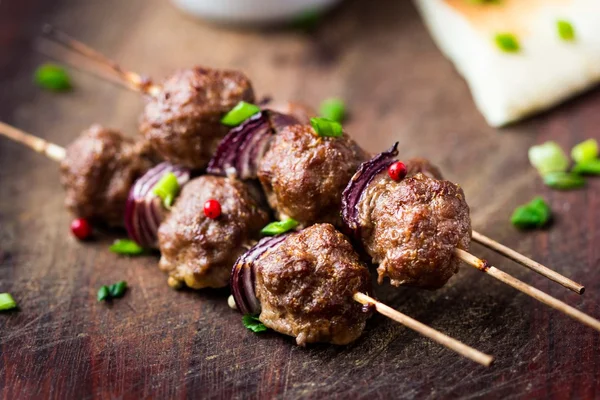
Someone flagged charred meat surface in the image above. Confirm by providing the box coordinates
[254,224,372,346]
[258,124,368,227]
[60,125,153,227]
[357,172,471,289]
[158,175,268,289]
[140,67,255,169]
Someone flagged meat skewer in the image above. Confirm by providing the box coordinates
[231,224,494,366]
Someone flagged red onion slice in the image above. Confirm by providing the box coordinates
[125,162,190,249]
[341,142,399,240]
[230,234,289,315]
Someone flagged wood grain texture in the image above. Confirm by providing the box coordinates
[1,0,599,398]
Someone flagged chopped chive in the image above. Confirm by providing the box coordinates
[97,286,110,302]
[0,293,17,311]
[108,281,128,298]
[319,98,346,123]
[310,117,343,138]
[221,101,261,127]
[242,314,268,333]
[572,159,600,175]
[543,172,585,190]
[571,139,598,164]
[511,197,552,229]
[109,239,145,256]
[557,20,575,41]
[528,141,569,175]
[34,63,72,92]
[152,172,180,209]
[494,33,520,53]
[261,218,299,236]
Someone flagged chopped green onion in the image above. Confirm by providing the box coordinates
[494,33,520,53]
[152,172,180,209]
[511,197,552,229]
[261,218,299,236]
[572,159,600,175]
[557,20,575,41]
[0,293,17,311]
[543,172,585,190]
[242,314,268,333]
[310,117,343,138]
[34,63,72,92]
[109,281,128,298]
[97,286,110,302]
[528,141,569,175]
[221,101,261,126]
[291,9,322,31]
[109,239,145,256]
[571,139,598,164]
[319,98,346,123]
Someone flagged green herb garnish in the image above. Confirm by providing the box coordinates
[221,101,261,127]
[557,20,575,41]
[511,197,552,229]
[494,33,520,53]
[291,9,322,31]
[98,281,128,302]
[572,159,600,175]
[319,98,346,123]
[242,315,268,333]
[528,141,569,175]
[571,139,598,164]
[543,172,585,190]
[0,293,17,311]
[261,218,299,236]
[310,117,343,138]
[109,239,145,256]
[152,172,180,209]
[34,63,72,92]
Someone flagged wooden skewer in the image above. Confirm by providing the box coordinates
[0,122,65,162]
[454,248,600,332]
[472,231,584,295]
[353,292,494,367]
[41,25,161,96]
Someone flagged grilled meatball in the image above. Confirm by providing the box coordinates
[357,171,471,289]
[257,125,369,227]
[60,125,153,227]
[140,67,255,169]
[254,224,372,346]
[158,175,269,289]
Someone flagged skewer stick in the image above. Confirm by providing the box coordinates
[353,292,494,367]
[454,248,600,332]
[472,231,584,295]
[0,122,65,162]
[41,25,161,96]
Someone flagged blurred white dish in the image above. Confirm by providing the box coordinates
[171,0,342,24]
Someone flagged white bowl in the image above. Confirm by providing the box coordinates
[171,0,342,25]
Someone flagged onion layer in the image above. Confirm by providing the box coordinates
[230,234,289,315]
[125,162,190,249]
[341,142,399,239]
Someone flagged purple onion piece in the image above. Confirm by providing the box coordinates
[125,162,190,249]
[230,234,289,315]
[341,142,399,240]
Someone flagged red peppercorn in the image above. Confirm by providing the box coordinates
[204,199,222,219]
[388,161,407,181]
[71,218,92,240]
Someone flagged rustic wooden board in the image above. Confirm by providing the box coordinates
[1,0,599,398]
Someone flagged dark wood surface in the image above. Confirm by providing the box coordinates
[1,1,599,398]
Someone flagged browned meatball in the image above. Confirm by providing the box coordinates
[405,158,443,180]
[254,224,372,346]
[357,172,471,289]
[60,125,153,227]
[140,67,255,169]
[257,125,369,227]
[158,176,269,289]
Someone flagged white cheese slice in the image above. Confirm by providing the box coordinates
[414,0,600,126]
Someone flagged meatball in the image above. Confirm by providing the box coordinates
[158,176,269,289]
[254,224,372,346]
[60,125,153,227]
[357,172,471,289]
[140,67,255,169]
[257,125,369,227]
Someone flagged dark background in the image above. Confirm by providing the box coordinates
[0,0,599,398]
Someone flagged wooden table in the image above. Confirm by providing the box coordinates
[1,0,599,398]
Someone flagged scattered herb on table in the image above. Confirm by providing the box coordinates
[572,159,600,175]
[242,315,268,333]
[109,239,145,256]
[557,20,576,41]
[310,117,343,138]
[543,172,585,190]
[152,172,180,209]
[0,293,17,311]
[511,197,552,229]
[98,281,128,302]
[261,218,299,236]
[528,141,569,175]
[494,33,520,53]
[319,98,346,123]
[34,63,72,92]
[571,139,598,164]
[221,101,261,127]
